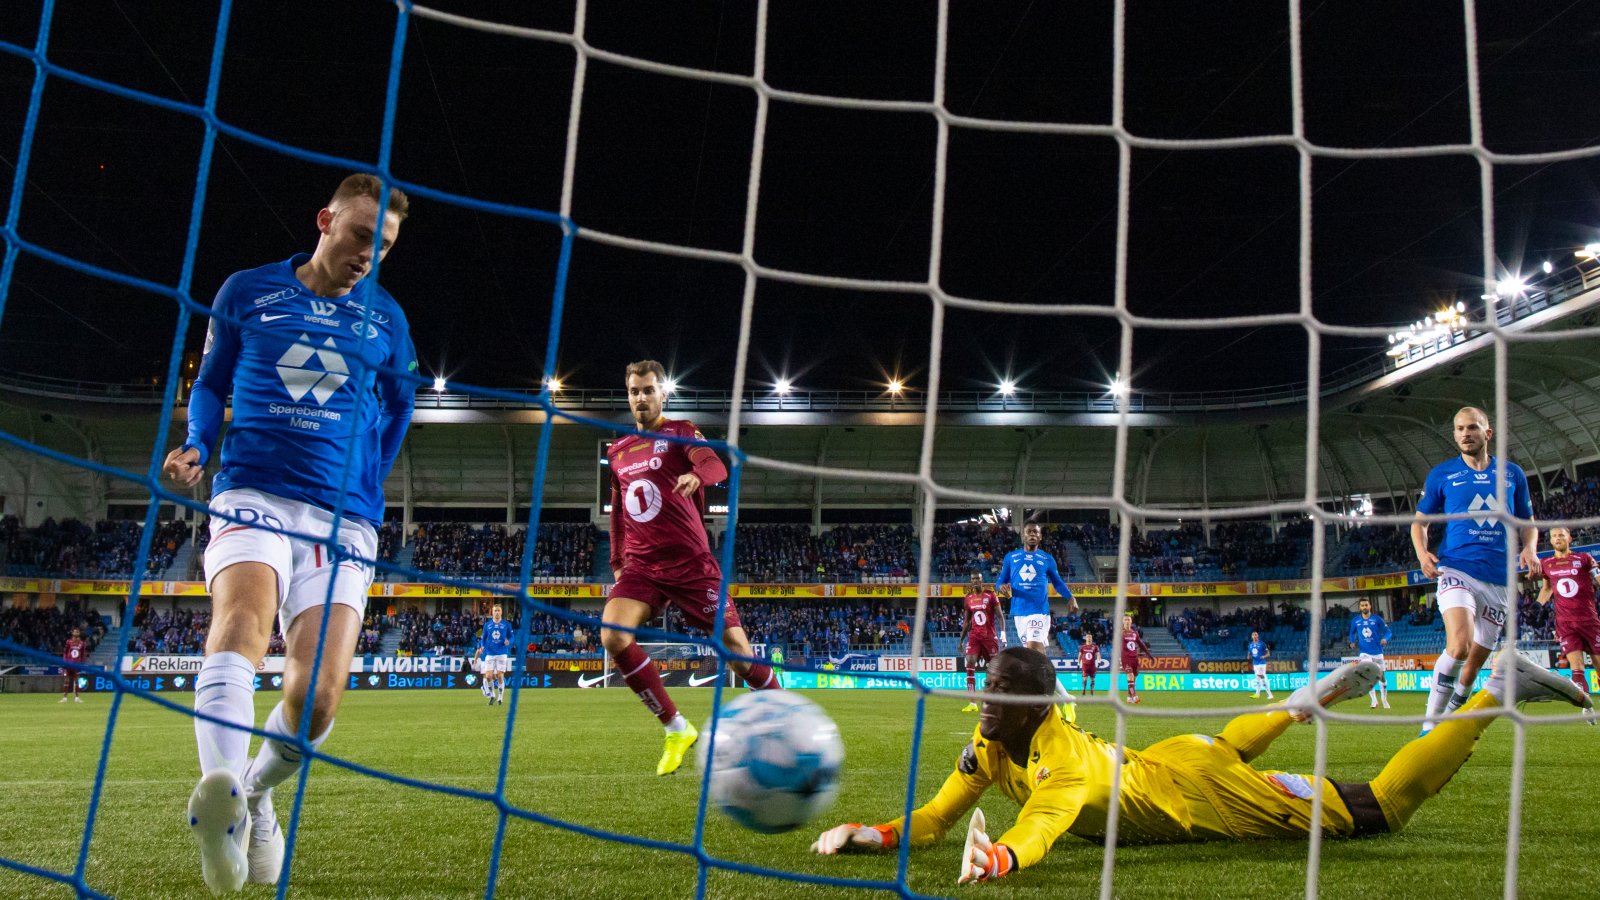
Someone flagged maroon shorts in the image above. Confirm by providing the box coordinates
[1558,619,1600,658]
[1121,656,1141,677]
[965,635,998,663]
[611,567,742,633]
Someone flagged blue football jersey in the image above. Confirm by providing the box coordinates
[1416,456,1533,586]
[1349,614,1390,655]
[995,548,1073,617]
[1248,639,1269,663]
[186,255,417,524]
[480,620,514,656]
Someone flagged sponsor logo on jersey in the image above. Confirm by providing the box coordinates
[624,479,664,522]
[1017,563,1037,583]
[653,439,669,454]
[276,334,350,405]
[252,287,299,307]
[1468,493,1500,528]
[309,301,338,317]
[343,299,390,324]
[1034,766,1051,786]
[261,313,292,322]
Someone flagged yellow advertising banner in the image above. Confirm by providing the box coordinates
[18,575,1414,600]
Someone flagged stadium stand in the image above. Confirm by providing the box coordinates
[0,598,105,657]
[719,523,917,583]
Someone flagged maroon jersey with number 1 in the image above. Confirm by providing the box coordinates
[1121,626,1149,665]
[964,590,1001,640]
[63,638,86,665]
[1078,640,1100,673]
[1541,552,1600,630]
[608,418,724,580]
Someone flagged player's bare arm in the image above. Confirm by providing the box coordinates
[1534,580,1552,607]
[1410,514,1438,579]
[1518,526,1539,572]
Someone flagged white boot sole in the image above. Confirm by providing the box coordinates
[188,770,249,895]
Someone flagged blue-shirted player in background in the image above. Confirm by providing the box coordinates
[1348,598,1392,709]
[162,174,416,894]
[473,603,515,706]
[1247,630,1273,699]
[1410,406,1537,735]
[995,522,1078,653]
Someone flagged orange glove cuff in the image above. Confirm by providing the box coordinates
[872,825,898,850]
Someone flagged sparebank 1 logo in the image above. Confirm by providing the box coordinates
[1468,493,1501,528]
[276,333,349,404]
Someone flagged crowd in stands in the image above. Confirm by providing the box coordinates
[128,605,210,655]
[1169,602,1309,643]
[698,600,919,657]
[408,522,598,579]
[930,523,1082,581]
[0,599,105,658]
[721,524,917,582]
[1535,474,1600,546]
[377,522,402,563]
[0,516,192,579]
[1338,525,1413,574]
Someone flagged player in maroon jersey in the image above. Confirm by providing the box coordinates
[1535,526,1600,695]
[960,571,1005,711]
[60,627,87,703]
[1076,633,1101,695]
[1118,614,1151,704]
[601,360,780,776]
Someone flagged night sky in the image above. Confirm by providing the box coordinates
[1,1,1599,398]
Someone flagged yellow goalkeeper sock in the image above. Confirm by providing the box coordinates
[1218,711,1295,763]
[1370,690,1499,833]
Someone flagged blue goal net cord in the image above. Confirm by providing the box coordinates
[2,1,1597,898]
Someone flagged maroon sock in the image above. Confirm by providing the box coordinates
[1573,671,1590,694]
[967,668,977,695]
[741,663,781,690]
[615,643,678,724]
[1126,674,1136,696]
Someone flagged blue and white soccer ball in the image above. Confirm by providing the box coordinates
[698,692,844,834]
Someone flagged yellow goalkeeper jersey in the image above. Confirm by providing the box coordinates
[882,707,1194,868]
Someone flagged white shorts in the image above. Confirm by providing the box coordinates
[204,488,376,637]
[482,654,511,673]
[1435,566,1510,650]
[1358,653,1386,669]
[1014,614,1051,646]
[1252,663,1268,677]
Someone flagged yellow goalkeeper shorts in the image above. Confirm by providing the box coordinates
[1141,734,1358,841]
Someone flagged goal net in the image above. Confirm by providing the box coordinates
[0,1,1594,899]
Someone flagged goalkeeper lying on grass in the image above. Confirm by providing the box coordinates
[812,646,1591,884]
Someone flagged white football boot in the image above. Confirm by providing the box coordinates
[247,789,285,884]
[187,770,249,895]
[1285,660,1381,722]
[1484,650,1595,719]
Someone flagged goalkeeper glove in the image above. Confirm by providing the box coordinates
[811,823,895,854]
[957,810,1014,884]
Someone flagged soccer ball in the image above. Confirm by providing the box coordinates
[698,692,844,834]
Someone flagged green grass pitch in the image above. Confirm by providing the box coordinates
[2,688,1597,899]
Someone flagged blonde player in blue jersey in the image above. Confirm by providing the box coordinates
[1411,407,1537,736]
[472,603,515,706]
[1348,598,1392,709]
[995,522,1077,652]
[162,175,415,894]
[811,647,1590,882]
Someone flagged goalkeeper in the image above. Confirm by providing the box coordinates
[812,647,1590,883]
